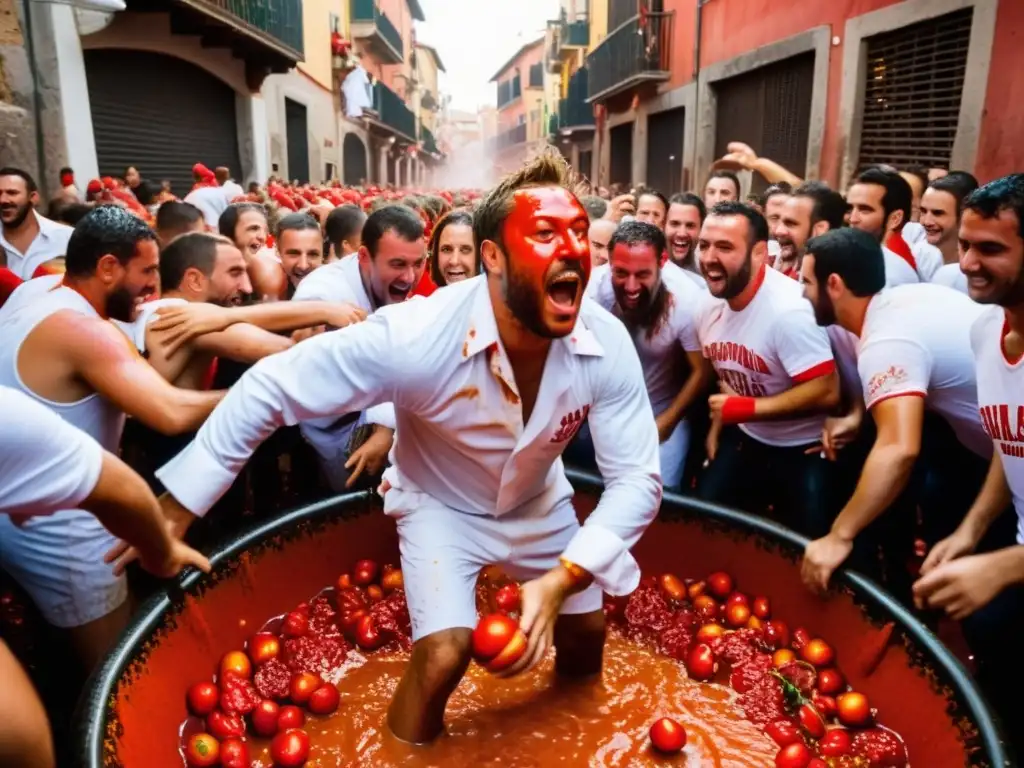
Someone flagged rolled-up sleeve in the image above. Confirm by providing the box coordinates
[561,329,662,595]
[156,316,397,516]
[365,402,396,430]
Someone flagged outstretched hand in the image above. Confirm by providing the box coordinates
[150,304,235,357]
[495,568,573,678]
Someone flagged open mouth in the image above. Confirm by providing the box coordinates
[546,270,582,312]
[670,237,691,257]
[388,283,412,301]
[622,291,641,308]
[444,269,468,283]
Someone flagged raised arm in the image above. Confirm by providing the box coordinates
[191,322,293,364]
[228,300,367,333]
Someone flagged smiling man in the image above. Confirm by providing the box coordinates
[663,193,706,284]
[144,152,661,745]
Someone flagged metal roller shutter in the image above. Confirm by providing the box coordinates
[84,49,243,197]
[858,8,973,169]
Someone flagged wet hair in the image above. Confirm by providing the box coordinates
[429,210,477,286]
[805,227,886,297]
[927,172,980,216]
[855,167,912,231]
[362,204,425,258]
[706,170,740,198]
[64,204,157,278]
[962,174,1024,240]
[793,181,847,231]
[160,232,232,290]
[637,189,669,212]
[156,201,204,239]
[276,212,321,239]
[668,192,707,222]
[324,204,367,255]
[607,219,667,260]
[0,166,38,194]
[218,202,267,240]
[708,200,769,246]
[764,183,792,203]
[50,201,92,227]
[474,150,577,273]
[580,195,608,220]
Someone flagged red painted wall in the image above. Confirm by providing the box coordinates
[656,0,1023,185]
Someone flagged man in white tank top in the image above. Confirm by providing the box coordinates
[913,175,1024,761]
[584,220,710,489]
[0,206,225,670]
[693,202,841,537]
[799,227,990,595]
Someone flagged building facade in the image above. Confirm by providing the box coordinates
[586,0,1022,195]
[546,0,598,182]
[488,37,551,175]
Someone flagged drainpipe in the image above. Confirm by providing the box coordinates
[20,0,48,196]
[690,0,711,193]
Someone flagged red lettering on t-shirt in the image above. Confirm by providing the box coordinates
[702,341,772,375]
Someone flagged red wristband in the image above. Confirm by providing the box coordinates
[720,395,757,424]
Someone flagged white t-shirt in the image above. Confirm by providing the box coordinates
[696,266,835,447]
[911,240,943,282]
[971,307,1024,543]
[221,180,245,202]
[184,186,229,229]
[857,283,989,457]
[587,262,705,415]
[0,212,74,280]
[0,385,103,517]
[111,297,187,355]
[882,246,920,287]
[292,253,371,307]
[931,263,969,295]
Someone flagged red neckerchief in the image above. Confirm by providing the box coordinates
[885,232,917,272]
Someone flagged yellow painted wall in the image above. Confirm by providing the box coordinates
[297,0,347,89]
[416,47,440,132]
[588,0,608,50]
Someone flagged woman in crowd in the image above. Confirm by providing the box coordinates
[428,210,477,287]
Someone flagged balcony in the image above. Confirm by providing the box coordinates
[349,0,404,65]
[561,13,589,49]
[489,123,528,152]
[558,67,595,133]
[420,125,441,159]
[497,75,522,109]
[366,81,417,141]
[141,0,303,74]
[586,11,673,103]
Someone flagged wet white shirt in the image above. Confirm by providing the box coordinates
[0,386,103,517]
[184,186,229,229]
[931,263,969,295]
[0,212,73,280]
[157,276,662,594]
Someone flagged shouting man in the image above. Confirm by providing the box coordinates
[144,153,661,744]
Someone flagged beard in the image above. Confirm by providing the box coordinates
[503,263,562,339]
[0,201,31,229]
[614,280,673,339]
[811,290,837,327]
[105,285,138,323]
[712,250,754,301]
[967,266,1024,308]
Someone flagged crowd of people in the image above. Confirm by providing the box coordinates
[1,141,1023,764]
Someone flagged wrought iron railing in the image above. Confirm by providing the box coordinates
[561,16,589,48]
[349,0,403,61]
[193,0,304,57]
[372,81,416,140]
[560,67,594,128]
[586,11,673,101]
[420,125,440,156]
[490,123,528,151]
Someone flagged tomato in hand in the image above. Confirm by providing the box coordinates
[184,733,220,767]
[186,681,219,717]
[494,583,521,613]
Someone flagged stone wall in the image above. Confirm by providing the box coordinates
[0,0,37,182]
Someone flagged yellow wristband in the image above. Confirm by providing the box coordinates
[559,557,592,588]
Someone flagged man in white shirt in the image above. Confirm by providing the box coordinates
[694,202,841,537]
[0,167,74,279]
[323,203,367,262]
[184,183,229,230]
[585,221,709,489]
[914,175,1024,760]
[635,190,667,230]
[146,153,661,744]
[799,227,991,595]
[663,193,706,281]
[771,181,846,280]
[921,172,980,294]
[215,166,246,203]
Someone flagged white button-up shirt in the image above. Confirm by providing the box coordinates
[0,211,74,279]
[157,276,662,594]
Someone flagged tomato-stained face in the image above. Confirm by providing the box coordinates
[500,186,590,338]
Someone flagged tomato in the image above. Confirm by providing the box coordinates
[819,728,852,757]
[800,638,834,667]
[251,699,280,737]
[685,643,717,681]
[339,608,368,638]
[752,596,771,620]
[336,586,367,613]
[649,717,687,754]
[725,602,751,628]
[206,710,245,740]
[807,760,828,768]
[773,649,796,667]
[247,632,281,665]
[381,567,404,594]
[186,681,219,717]
[797,703,826,739]
[696,623,726,643]
[270,728,311,767]
[746,615,764,630]
[308,683,340,715]
[494,583,521,613]
[764,620,791,650]
[219,650,252,681]
[355,614,383,650]
[658,573,686,602]
[765,720,802,748]
[219,737,249,768]
[277,705,306,730]
[836,692,872,727]
[693,595,719,623]
[816,668,845,696]
[791,627,811,650]
[706,571,734,600]
[281,611,309,639]
[725,592,750,608]
[774,742,812,768]
[366,585,384,603]
[687,580,706,599]
[336,573,352,589]
[472,614,521,661]
[353,559,379,586]
[184,733,220,767]
[288,672,322,706]
[812,693,837,718]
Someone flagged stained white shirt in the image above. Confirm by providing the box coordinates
[0,385,103,518]
[0,211,73,280]
[156,276,662,594]
[184,187,229,229]
[857,283,989,458]
[931,263,969,295]
[971,307,1024,543]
